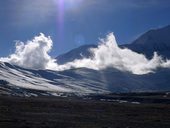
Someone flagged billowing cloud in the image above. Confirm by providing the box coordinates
[58,33,170,74]
[1,33,170,75]
[0,33,58,70]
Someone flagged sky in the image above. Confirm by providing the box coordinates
[0,0,170,57]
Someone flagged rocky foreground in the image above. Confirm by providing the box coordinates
[1,93,170,128]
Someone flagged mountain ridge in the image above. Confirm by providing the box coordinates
[1,25,170,96]
[1,61,170,96]
[56,25,170,64]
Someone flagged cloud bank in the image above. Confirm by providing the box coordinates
[59,33,170,74]
[1,33,170,75]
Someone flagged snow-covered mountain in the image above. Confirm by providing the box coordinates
[1,61,170,96]
[56,25,170,64]
[0,62,109,96]
[1,25,170,96]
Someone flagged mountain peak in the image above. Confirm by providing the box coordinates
[124,25,170,59]
[133,25,170,45]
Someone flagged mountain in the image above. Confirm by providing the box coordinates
[0,61,109,96]
[56,44,97,64]
[1,25,170,96]
[56,25,170,64]
[124,25,170,59]
[1,61,170,96]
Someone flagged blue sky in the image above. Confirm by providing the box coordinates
[0,0,170,57]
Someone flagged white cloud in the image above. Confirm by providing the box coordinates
[58,33,170,74]
[1,33,170,75]
[0,33,58,70]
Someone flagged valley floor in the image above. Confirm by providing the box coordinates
[1,94,170,128]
